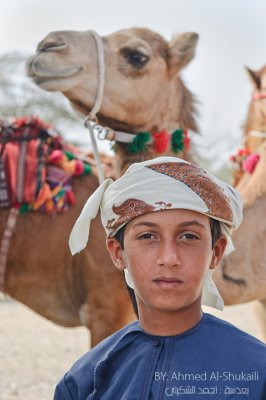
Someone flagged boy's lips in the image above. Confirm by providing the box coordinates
[153,277,184,289]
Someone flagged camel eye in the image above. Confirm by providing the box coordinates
[121,48,149,69]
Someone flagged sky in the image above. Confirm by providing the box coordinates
[0,0,266,165]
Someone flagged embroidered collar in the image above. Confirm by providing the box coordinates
[93,123,190,155]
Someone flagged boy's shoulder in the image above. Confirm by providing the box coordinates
[72,320,140,372]
[54,321,140,399]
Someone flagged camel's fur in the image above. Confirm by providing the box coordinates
[1,174,134,347]
[1,28,199,346]
[213,66,266,341]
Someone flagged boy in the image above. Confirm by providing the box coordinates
[54,157,266,399]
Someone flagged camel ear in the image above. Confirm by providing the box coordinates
[245,67,261,89]
[167,32,199,75]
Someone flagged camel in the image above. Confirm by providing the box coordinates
[1,28,199,346]
[243,66,266,153]
[213,65,266,341]
[231,65,266,187]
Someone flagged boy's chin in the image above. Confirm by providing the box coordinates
[145,300,201,313]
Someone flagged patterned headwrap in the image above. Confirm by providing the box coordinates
[69,157,243,310]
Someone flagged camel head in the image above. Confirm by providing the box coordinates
[27,28,198,133]
[244,65,266,152]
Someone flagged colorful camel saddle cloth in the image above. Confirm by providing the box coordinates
[0,116,91,214]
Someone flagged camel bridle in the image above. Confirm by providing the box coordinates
[83,31,149,183]
[83,31,150,183]
[253,92,266,101]
[84,30,106,184]
[248,130,266,139]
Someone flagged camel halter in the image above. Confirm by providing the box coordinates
[253,92,266,101]
[248,130,266,139]
[84,30,106,184]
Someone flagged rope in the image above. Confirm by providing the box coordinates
[84,30,106,184]
[85,121,105,183]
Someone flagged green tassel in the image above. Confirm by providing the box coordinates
[64,150,75,160]
[128,132,150,154]
[55,188,65,200]
[84,163,92,175]
[65,150,91,175]
[19,203,30,214]
[171,129,184,153]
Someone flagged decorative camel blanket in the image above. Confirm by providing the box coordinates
[0,116,91,214]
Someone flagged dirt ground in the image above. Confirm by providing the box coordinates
[0,296,263,400]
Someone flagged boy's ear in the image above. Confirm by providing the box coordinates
[210,235,228,270]
[106,238,126,271]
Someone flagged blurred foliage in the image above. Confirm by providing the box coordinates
[0,52,84,143]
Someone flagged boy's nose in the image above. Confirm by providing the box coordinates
[157,240,181,268]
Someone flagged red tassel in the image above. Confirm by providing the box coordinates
[152,130,170,153]
[183,129,190,150]
[66,189,76,206]
[242,153,260,174]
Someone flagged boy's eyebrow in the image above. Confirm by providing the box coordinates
[132,220,207,229]
[132,221,158,228]
[178,220,207,229]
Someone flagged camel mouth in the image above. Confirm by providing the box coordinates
[32,75,67,86]
[26,55,83,81]
[27,62,83,89]
[32,67,82,83]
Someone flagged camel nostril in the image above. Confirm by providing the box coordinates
[38,42,67,53]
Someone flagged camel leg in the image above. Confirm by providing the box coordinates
[79,282,135,348]
[253,299,266,343]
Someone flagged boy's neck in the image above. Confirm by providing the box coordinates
[138,301,203,336]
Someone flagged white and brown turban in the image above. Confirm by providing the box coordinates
[69,157,243,310]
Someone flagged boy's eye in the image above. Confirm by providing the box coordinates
[138,233,155,240]
[181,233,199,240]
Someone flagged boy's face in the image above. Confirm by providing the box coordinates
[107,209,227,315]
